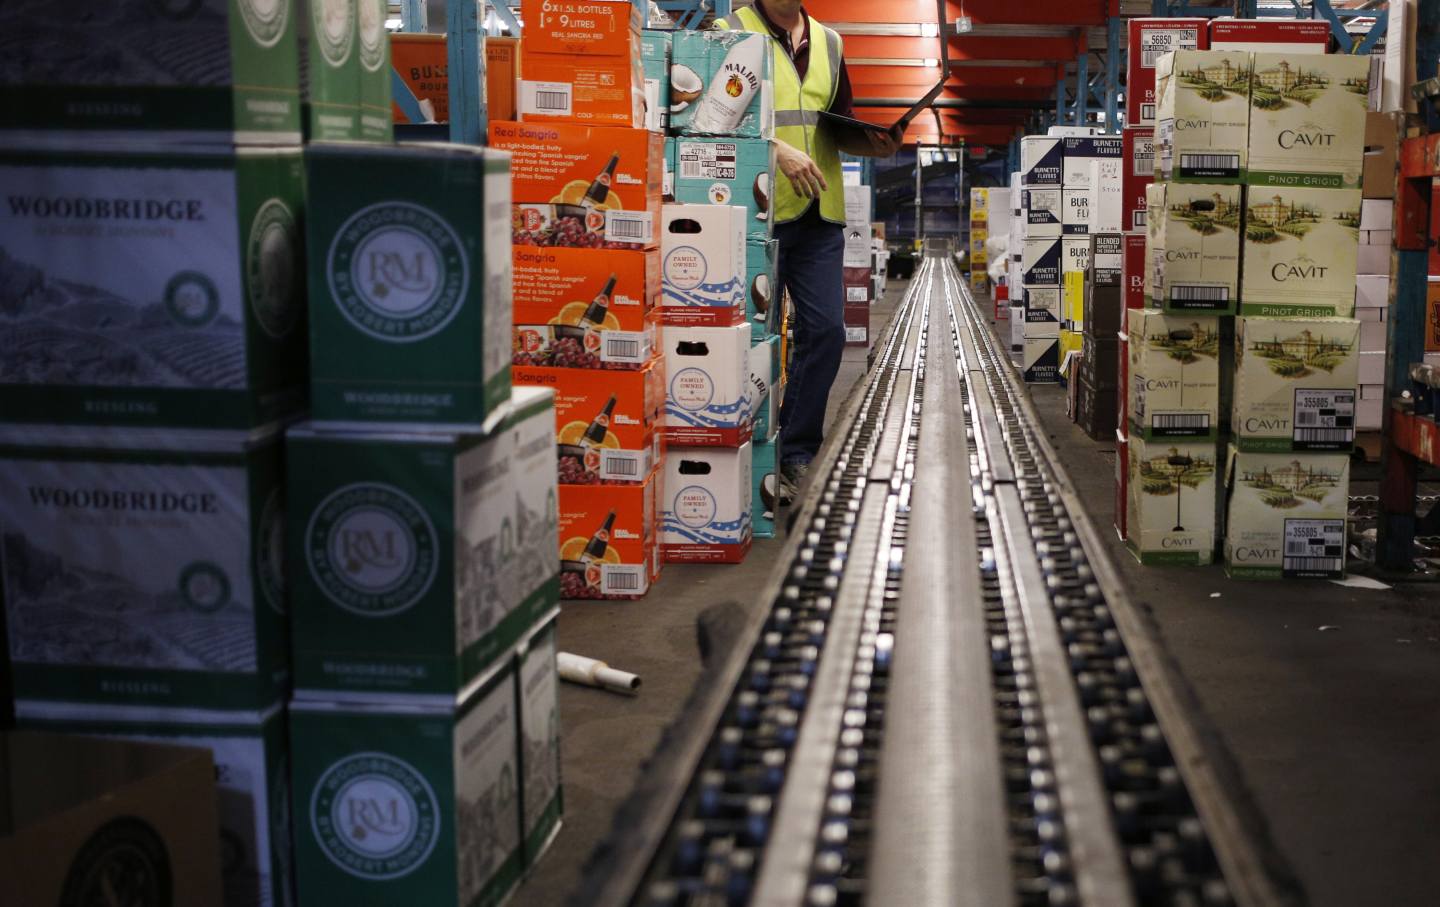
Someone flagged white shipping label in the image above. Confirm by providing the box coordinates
[1282,518,1345,578]
[845,326,867,342]
[1132,136,1155,176]
[600,563,647,595]
[1293,389,1356,449]
[520,81,573,116]
[678,142,738,180]
[600,329,651,364]
[605,210,653,244]
[1140,27,1201,68]
[846,286,868,303]
[1150,411,1211,436]
[599,448,649,482]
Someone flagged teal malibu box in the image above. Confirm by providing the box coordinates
[290,660,521,906]
[305,143,512,430]
[17,699,293,907]
[642,30,671,133]
[673,138,775,240]
[286,387,559,699]
[517,616,562,869]
[752,437,780,539]
[0,147,307,429]
[0,423,288,709]
[0,0,301,145]
[745,236,780,339]
[670,30,774,138]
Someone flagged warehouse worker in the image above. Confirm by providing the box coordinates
[717,0,899,503]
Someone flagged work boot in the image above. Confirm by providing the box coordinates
[778,461,809,507]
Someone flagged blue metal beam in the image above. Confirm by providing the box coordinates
[1105,16,1121,134]
[492,2,522,36]
[400,0,427,32]
[1310,0,1355,50]
[1353,14,1388,57]
[1076,45,1089,126]
[447,0,487,145]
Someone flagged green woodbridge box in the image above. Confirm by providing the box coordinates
[18,699,295,907]
[0,0,302,145]
[290,660,522,906]
[0,148,307,429]
[286,387,559,699]
[300,0,394,142]
[305,143,512,429]
[517,617,562,869]
[0,423,289,709]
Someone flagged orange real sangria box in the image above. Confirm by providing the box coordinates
[559,474,659,600]
[489,121,663,209]
[520,0,644,58]
[513,360,665,484]
[513,246,661,369]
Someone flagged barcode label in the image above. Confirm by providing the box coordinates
[1133,209,1147,230]
[604,210,652,243]
[1294,389,1356,449]
[845,326,868,342]
[521,81,573,116]
[1179,152,1241,179]
[1151,412,1210,436]
[1171,285,1230,309]
[846,286,868,302]
[1140,28,1199,68]
[599,449,648,481]
[601,329,649,364]
[1133,151,1154,176]
[677,141,737,180]
[1282,519,1345,578]
[601,564,646,594]
[1141,102,1156,122]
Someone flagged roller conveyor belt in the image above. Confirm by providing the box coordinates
[583,258,1295,907]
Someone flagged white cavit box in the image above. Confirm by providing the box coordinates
[17,700,291,907]
[1156,49,1253,183]
[1022,237,1062,287]
[663,323,753,446]
[1023,188,1062,237]
[662,442,753,562]
[0,148,306,429]
[1247,52,1371,190]
[1232,317,1360,453]
[1128,308,1222,442]
[661,203,747,325]
[1239,187,1362,318]
[1150,181,1243,314]
[0,423,287,710]
[1126,435,1218,566]
[1021,136,1063,187]
[1225,447,1349,579]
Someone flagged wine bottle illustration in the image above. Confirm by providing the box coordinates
[581,511,617,588]
[581,274,618,328]
[691,36,763,133]
[581,396,617,449]
[584,153,620,207]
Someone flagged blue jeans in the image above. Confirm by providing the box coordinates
[776,206,846,465]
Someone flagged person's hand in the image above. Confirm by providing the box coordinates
[775,141,827,198]
[865,125,901,157]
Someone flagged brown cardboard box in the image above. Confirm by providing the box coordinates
[1363,111,1402,200]
[487,36,520,123]
[0,731,222,904]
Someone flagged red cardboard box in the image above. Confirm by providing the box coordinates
[521,0,643,58]
[1122,128,1154,232]
[519,52,645,128]
[1122,232,1146,312]
[844,303,869,347]
[843,266,872,304]
[513,246,661,369]
[513,361,665,484]
[1126,18,1207,127]
[1208,18,1330,52]
[559,475,659,600]
[489,121,663,211]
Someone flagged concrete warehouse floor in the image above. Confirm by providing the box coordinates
[511,278,1440,907]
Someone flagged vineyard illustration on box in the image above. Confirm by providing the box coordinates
[1238,460,1345,509]
[1170,193,1242,236]
[456,491,557,649]
[1145,322,1222,363]
[1245,194,1361,243]
[1136,447,1216,533]
[1249,60,1369,109]
[0,248,246,389]
[1245,328,1354,378]
[1178,57,1253,102]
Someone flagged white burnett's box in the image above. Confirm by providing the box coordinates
[1247,53,1371,190]
[1208,18,1330,53]
[1239,186,1362,318]
[1062,189,1092,235]
[17,700,290,907]
[1155,49,1252,183]
[1356,238,1389,276]
[1126,435,1218,566]
[1061,136,1124,188]
[1010,301,1026,352]
[661,203,748,325]
[662,442,753,563]
[1024,287,1061,325]
[1358,350,1385,385]
[1232,317,1360,453]
[1022,334,1059,383]
[1022,237,1062,287]
[1151,181,1243,314]
[1021,136,1063,187]
[663,323,753,446]
[1355,274,1390,309]
[1092,159,1125,233]
[1361,199,1394,230]
[1023,187,1062,237]
[1357,383,1384,430]
[1224,447,1349,579]
[1062,237,1091,281]
[1128,308,1222,441]
[1360,316,1387,351]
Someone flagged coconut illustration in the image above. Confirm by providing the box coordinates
[759,471,778,516]
[754,171,770,220]
[670,64,703,110]
[751,272,771,316]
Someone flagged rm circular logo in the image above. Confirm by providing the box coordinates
[311,0,355,67]
[257,488,286,615]
[358,0,387,72]
[247,198,301,339]
[311,752,440,880]
[61,816,173,907]
[306,482,439,617]
[327,202,469,344]
[178,561,233,613]
[237,0,290,48]
[164,271,220,327]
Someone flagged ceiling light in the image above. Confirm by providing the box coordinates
[920,23,939,38]
[924,58,940,68]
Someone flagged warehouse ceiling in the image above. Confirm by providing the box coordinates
[799,0,1115,149]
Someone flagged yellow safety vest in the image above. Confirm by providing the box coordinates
[716,7,846,225]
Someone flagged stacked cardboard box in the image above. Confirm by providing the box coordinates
[1060,136,1124,377]
[1019,135,1063,382]
[389,33,523,125]
[518,0,645,127]
[844,184,875,347]
[1126,18,1209,129]
[1009,172,1027,357]
[970,187,991,294]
